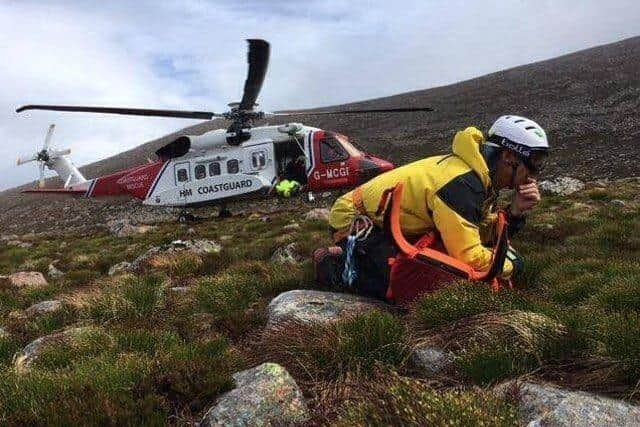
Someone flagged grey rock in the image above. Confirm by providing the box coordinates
[267,290,387,326]
[108,261,132,276]
[304,208,330,221]
[170,286,190,293]
[122,239,221,273]
[25,300,62,317]
[611,199,627,207]
[106,218,155,237]
[14,326,105,371]
[2,271,48,289]
[6,240,32,248]
[270,243,303,265]
[48,263,64,278]
[200,363,309,427]
[495,381,640,426]
[282,223,301,233]
[410,345,454,377]
[540,177,585,196]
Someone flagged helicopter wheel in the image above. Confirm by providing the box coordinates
[177,211,196,223]
[218,205,232,219]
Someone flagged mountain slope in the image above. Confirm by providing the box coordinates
[1,36,638,228]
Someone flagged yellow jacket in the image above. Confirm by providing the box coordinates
[329,127,514,277]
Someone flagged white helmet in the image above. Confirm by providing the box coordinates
[487,115,549,172]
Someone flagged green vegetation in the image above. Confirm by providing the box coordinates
[0,179,638,424]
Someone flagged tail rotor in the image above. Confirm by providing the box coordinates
[16,124,75,188]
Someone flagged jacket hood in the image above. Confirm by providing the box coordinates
[451,127,491,190]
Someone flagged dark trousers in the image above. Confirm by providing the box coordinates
[336,226,397,301]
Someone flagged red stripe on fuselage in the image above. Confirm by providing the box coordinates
[116,161,166,200]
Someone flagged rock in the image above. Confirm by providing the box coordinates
[200,363,309,427]
[0,234,19,241]
[282,223,300,233]
[170,286,190,293]
[2,271,48,289]
[220,235,233,242]
[410,345,454,377]
[495,381,640,426]
[540,177,585,196]
[14,326,106,370]
[106,218,155,237]
[611,199,627,207]
[124,239,221,273]
[48,263,64,279]
[267,290,388,326]
[25,300,63,317]
[6,240,32,248]
[304,208,330,221]
[270,243,303,265]
[108,261,132,276]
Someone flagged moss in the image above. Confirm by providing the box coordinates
[413,283,529,329]
[333,372,518,426]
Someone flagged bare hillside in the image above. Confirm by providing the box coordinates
[1,36,638,231]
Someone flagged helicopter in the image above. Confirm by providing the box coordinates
[15,39,432,218]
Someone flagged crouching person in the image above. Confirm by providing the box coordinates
[314,115,549,301]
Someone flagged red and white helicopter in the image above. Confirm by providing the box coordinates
[16,39,431,217]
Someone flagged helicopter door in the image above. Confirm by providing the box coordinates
[174,161,191,204]
[307,131,352,190]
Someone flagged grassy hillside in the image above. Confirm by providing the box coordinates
[0,178,638,424]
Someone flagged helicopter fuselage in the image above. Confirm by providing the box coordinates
[32,123,393,207]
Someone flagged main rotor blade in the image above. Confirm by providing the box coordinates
[238,39,270,111]
[16,105,221,120]
[274,107,434,116]
[43,124,55,150]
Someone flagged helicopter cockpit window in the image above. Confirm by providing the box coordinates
[209,162,221,176]
[194,164,206,180]
[320,136,348,163]
[251,151,266,169]
[227,159,240,174]
[177,168,189,182]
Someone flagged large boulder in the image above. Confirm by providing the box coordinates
[540,177,585,196]
[1,271,48,290]
[495,381,640,426]
[200,363,309,427]
[267,290,388,326]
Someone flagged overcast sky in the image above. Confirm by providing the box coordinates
[1,0,639,190]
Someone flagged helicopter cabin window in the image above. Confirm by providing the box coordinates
[209,162,221,176]
[194,164,206,180]
[227,159,240,174]
[251,151,266,170]
[176,168,189,183]
[320,136,348,163]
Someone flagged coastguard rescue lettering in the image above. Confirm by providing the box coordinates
[179,179,253,199]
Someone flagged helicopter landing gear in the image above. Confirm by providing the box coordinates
[177,210,196,223]
[218,205,232,219]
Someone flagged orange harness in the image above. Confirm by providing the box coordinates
[386,183,509,300]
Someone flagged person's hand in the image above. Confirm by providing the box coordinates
[511,178,540,217]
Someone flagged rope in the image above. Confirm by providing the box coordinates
[341,215,374,286]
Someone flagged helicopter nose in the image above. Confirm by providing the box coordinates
[357,156,395,184]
